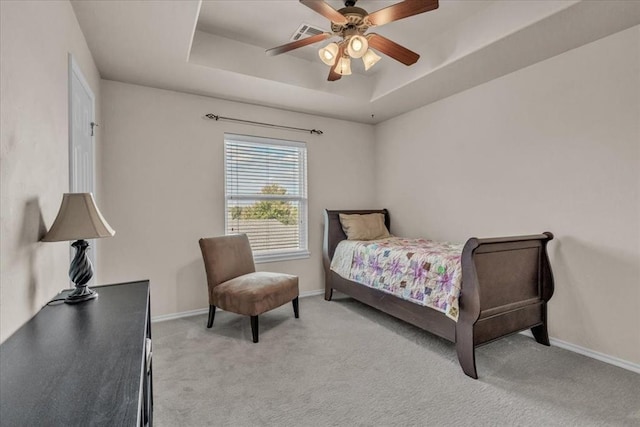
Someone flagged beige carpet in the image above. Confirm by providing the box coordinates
[152,294,640,426]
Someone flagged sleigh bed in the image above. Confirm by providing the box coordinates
[323,209,555,379]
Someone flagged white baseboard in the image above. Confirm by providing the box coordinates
[151,307,209,323]
[299,289,325,298]
[151,288,325,323]
[152,294,639,375]
[520,331,640,374]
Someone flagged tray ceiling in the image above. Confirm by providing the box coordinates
[71,0,640,124]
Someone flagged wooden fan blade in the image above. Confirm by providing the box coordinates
[367,0,438,27]
[300,0,348,25]
[266,32,332,56]
[328,45,345,81]
[367,33,419,65]
[328,68,342,81]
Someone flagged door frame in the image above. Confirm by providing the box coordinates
[68,53,96,193]
[68,53,97,278]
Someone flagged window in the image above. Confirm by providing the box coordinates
[224,134,309,263]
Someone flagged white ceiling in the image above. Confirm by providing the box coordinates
[196,1,493,69]
[71,0,640,124]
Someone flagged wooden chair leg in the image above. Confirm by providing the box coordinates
[251,315,259,343]
[207,305,216,328]
[292,297,299,318]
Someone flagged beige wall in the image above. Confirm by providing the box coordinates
[374,26,640,364]
[98,80,376,317]
[3,2,635,369]
[0,1,101,342]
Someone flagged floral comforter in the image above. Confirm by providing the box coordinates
[330,237,464,321]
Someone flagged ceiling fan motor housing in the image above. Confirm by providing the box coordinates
[331,7,369,36]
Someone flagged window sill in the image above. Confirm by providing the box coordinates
[254,250,310,264]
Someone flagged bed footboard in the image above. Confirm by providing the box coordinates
[456,233,554,378]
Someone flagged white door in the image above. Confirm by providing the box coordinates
[69,55,96,281]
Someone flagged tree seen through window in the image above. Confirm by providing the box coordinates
[230,184,298,226]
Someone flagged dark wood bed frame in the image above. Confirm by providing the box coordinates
[323,209,555,379]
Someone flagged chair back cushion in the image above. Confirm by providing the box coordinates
[199,234,256,291]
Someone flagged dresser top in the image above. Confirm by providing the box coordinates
[0,280,150,426]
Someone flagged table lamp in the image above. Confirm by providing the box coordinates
[42,193,115,303]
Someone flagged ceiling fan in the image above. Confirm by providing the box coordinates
[266,0,439,81]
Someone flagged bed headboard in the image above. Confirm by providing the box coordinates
[322,209,390,270]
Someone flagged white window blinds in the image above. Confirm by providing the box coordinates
[224,134,309,262]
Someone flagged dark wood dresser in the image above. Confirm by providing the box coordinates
[0,280,152,426]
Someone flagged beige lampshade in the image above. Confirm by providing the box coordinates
[42,193,115,242]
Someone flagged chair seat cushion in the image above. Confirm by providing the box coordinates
[212,272,299,316]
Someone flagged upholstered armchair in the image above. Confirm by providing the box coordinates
[199,234,299,343]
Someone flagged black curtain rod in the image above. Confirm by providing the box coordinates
[205,113,323,135]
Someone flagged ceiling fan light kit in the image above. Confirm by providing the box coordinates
[319,42,339,65]
[335,56,352,76]
[267,0,439,81]
[346,34,368,58]
[362,48,381,71]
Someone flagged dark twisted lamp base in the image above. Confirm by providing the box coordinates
[66,239,98,304]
